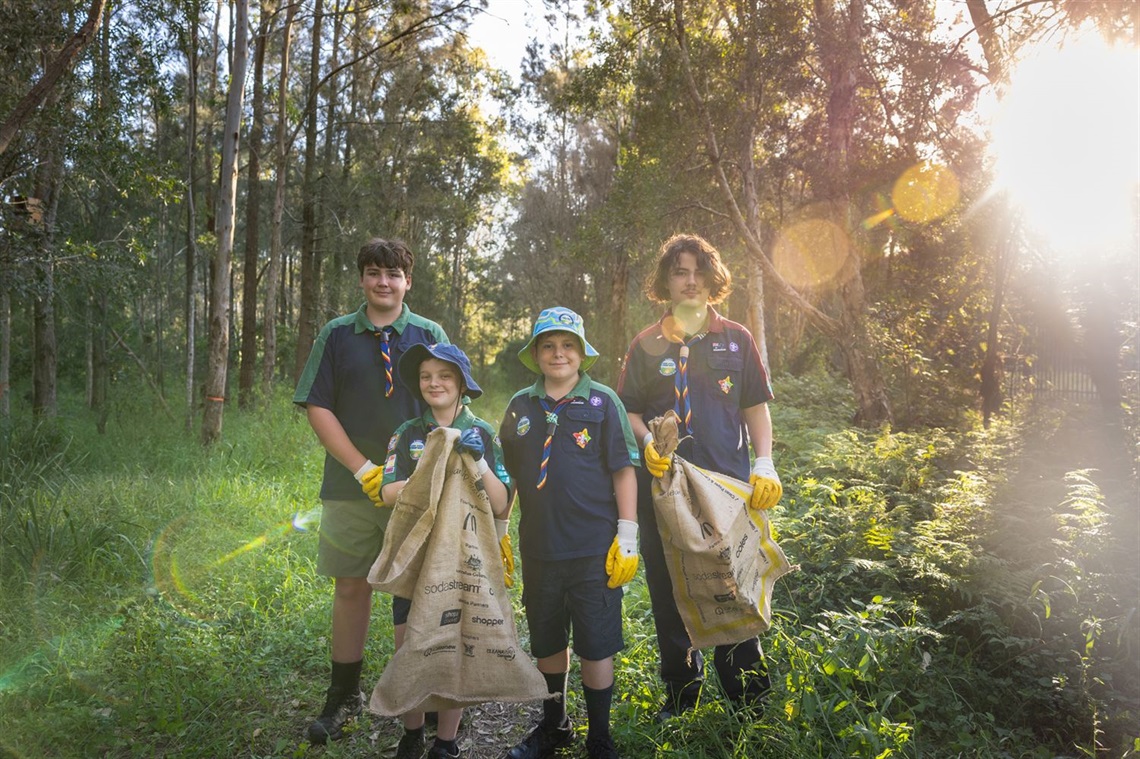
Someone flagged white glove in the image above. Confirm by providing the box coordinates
[606,519,639,588]
[354,459,384,505]
[353,459,378,482]
[616,519,639,557]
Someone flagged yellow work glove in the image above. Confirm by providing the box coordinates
[748,456,782,514]
[354,460,385,506]
[642,433,672,479]
[605,519,639,589]
[495,519,515,588]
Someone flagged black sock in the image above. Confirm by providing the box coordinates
[582,683,613,740]
[542,672,568,727]
[433,737,459,755]
[404,726,425,741]
[330,659,363,693]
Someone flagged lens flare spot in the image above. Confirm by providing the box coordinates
[292,508,320,532]
[773,216,851,289]
[892,162,960,223]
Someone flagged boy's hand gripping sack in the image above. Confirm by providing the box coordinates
[367,427,548,714]
[647,414,794,650]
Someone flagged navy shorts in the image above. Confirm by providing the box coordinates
[521,554,624,661]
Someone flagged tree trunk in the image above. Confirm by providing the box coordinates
[981,213,1016,427]
[93,290,109,434]
[202,0,249,445]
[815,0,891,425]
[239,0,271,408]
[0,0,107,156]
[262,0,296,396]
[32,106,63,418]
[185,8,201,433]
[293,0,325,384]
[0,278,9,420]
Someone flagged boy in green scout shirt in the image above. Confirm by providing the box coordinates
[293,238,447,745]
[380,343,512,759]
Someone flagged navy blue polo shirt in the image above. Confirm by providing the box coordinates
[499,373,639,561]
[380,407,511,491]
[293,303,448,499]
[617,307,773,481]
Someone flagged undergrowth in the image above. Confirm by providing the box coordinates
[0,376,1137,758]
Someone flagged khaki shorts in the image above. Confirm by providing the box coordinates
[316,498,393,577]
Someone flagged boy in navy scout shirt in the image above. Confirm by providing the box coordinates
[294,238,448,745]
[380,343,512,759]
[498,307,640,759]
[617,233,782,721]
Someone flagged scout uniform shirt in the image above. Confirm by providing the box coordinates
[381,406,511,491]
[499,373,639,562]
[293,303,448,499]
[617,307,773,481]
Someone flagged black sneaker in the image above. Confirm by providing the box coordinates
[504,718,573,759]
[655,691,698,723]
[306,685,363,744]
[396,729,427,759]
[585,735,619,759]
[427,741,462,759]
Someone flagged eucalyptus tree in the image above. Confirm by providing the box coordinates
[201,0,249,445]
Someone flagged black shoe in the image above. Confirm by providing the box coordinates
[504,719,573,759]
[655,692,698,723]
[427,741,462,759]
[397,729,427,759]
[306,685,363,744]
[585,735,619,759]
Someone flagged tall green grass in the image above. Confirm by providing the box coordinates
[1,375,1136,758]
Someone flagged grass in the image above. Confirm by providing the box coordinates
[1,374,1137,758]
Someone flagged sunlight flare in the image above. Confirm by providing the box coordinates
[990,30,1139,251]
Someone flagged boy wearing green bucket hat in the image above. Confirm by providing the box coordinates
[498,306,640,759]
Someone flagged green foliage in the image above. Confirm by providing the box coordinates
[0,378,1136,757]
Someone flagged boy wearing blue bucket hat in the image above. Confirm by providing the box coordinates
[498,307,640,759]
[379,342,512,759]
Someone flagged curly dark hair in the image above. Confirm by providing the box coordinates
[646,233,732,305]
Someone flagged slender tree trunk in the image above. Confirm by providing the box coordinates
[185,8,201,433]
[0,278,9,420]
[32,108,63,418]
[239,0,270,408]
[981,213,1016,427]
[202,0,249,445]
[293,0,325,384]
[0,0,106,156]
[93,290,109,433]
[262,0,296,397]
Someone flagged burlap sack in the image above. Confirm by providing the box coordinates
[367,427,548,714]
[648,414,794,650]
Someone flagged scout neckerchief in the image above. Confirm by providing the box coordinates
[536,396,575,490]
[674,332,707,435]
[375,327,394,397]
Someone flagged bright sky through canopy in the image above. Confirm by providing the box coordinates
[990,30,1139,252]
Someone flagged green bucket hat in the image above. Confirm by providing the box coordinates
[518,306,600,375]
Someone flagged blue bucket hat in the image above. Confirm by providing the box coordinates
[518,306,599,375]
[398,343,482,401]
